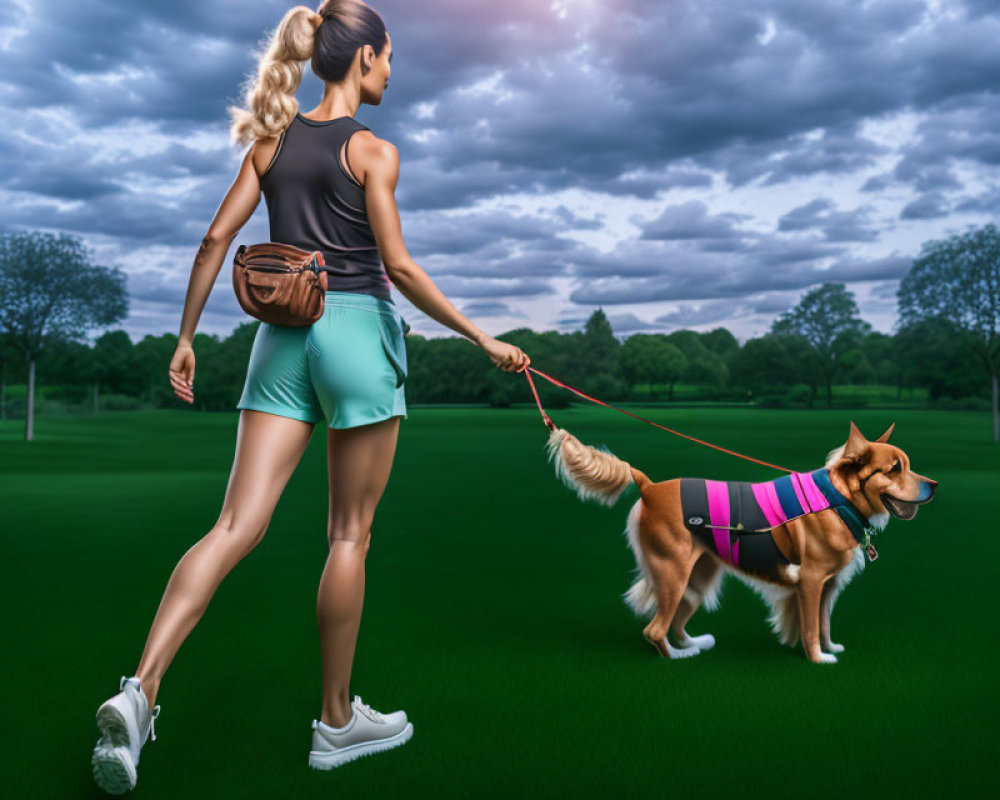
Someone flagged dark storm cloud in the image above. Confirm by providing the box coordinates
[759,124,891,187]
[604,312,659,334]
[8,1,1000,189]
[2,1,998,337]
[864,103,1000,198]
[459,300,528,319]
[384,0,1000,197]
[5,175,240,248]
[869,279,902,301]
[606,289,822,334]
[900,191,950,219]
[397,208,571,256]
[433,276,555,299]
[778,198,880,242]
[698,123,892,189]
[127,267,246,323]
[574,167,715,199]
[568,251,912,305]
[396,209,588,281]
[955,186,1000,214]
[1,3,258,125]
[640,201,750,241]
[656,301,751,329]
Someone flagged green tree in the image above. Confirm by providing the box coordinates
[898,223,1000,440]
[484,327,539,408]
[858,331,898,391]
[0,231,128,439]
[91,330,144,410]
[895,316,986,402]
[730,333,823,406]
[621,334,687,399]
[575,309,625,399]
[507,329,579,411]
[664,330,727,394]
[771,282,870,407]
[404,334,486,404]
[0,332,18,419]
[839,348,876,385]
[187,332,221,411]
[700,327,740,360]
[134,333,182,406]
[38,338,94,407]
[193,322,259,411]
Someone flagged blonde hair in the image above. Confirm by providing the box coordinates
[228,1,386,147]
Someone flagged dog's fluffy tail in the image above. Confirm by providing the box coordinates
[621,498,657,616]
[730,571,801,645]
[544,426,649,506]
[623,575,657,616]
[544,426,656,613]
[769,592,801,646]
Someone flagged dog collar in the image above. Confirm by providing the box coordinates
[810,468,880,559]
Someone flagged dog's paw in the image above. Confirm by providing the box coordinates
[666,640,702,659]
[679,633,716,651]
[816,652,838,664]
[824,641,845,654]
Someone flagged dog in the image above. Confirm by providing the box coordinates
[545,420,937,664]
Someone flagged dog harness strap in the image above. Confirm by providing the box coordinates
[751,479,786,528]
[705,480,737,566]
[796,471,830,513]
[810,469,871,544]
[681,477,788,579]
[788,472,811,513]
[680,468,877,577]
[774,474,806,519]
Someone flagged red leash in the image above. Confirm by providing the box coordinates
[518,364,795,474]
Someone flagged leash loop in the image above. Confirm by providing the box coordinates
[518,362,554,431]
[518,364,794,473]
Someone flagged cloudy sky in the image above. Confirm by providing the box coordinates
[2,0,998,344]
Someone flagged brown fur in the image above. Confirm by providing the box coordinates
[546,421,937,664]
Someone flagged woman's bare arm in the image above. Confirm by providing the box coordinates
[360,136,489,347]
[177,145,264,348]
[168,144,265,403]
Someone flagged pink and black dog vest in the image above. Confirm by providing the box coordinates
[679,468,871,581]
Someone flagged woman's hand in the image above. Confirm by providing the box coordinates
[479,335,531,372]
[169,344,196,404]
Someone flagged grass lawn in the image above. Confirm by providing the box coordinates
[1,405,993,798]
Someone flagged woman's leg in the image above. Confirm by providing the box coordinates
[318,415,401,728]
[133,410,316,710]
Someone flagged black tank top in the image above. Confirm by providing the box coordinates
[260,113,391,300]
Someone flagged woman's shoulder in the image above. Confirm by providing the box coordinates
[347,128,399,186]
[249,131,285,180]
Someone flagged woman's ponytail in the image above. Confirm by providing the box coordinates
[228,5,323,147]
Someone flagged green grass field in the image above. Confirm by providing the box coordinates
[2,406,994,798]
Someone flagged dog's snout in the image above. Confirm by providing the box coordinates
[913,472,938,503]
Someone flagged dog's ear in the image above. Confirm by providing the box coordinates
[837,421,872,493]
[875,422,895,443]
[843,420,868,460]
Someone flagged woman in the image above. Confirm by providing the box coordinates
[91,1,531,792]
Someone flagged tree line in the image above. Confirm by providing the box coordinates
[1,224,997,441]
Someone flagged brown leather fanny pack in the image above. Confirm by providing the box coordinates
[232,241,349,326]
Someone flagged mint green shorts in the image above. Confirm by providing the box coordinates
[236,291,408,429]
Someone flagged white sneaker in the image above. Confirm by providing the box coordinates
[308,695,413,770]
[91,675,161,794]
